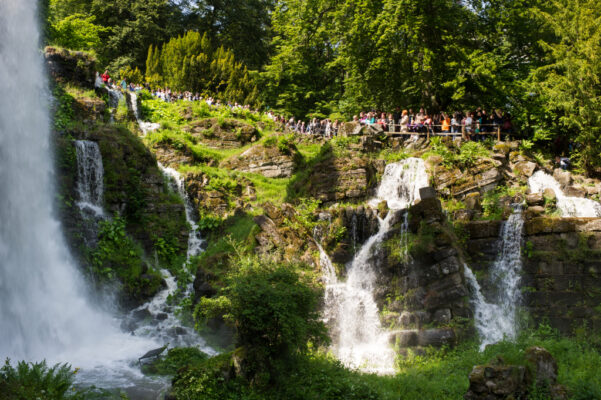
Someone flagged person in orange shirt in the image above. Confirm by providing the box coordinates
[441,112,451,133]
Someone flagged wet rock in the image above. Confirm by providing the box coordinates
[419,186,437,200]
[564,185,586,198]
[394,330,419,347]
[132,308,152,322]
[156,313,168,321]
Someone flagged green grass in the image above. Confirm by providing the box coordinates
[168,326,601,400]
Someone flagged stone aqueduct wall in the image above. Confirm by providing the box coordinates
[464,217,601,334]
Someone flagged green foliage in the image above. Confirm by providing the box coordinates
[49,13,108,51]
[141,347,209,376]
[0,359,81,400]
[195,257,328,382]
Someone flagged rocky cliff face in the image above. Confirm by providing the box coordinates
[464,217,601,333]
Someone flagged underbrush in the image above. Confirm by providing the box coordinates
[164,324,601,400]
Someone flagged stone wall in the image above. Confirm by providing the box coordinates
[463,217,601,334]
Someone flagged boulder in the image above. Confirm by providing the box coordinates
[525,346,558,386]
[465,192,482,211]
[465,364,527,399]
[417,328,456,347]
[553,168,572,188]
[564,185,586,198]
[543,188,557,201]
[525,206,545,219]
[526,193,544,207]
[514,161,537,177]
[221,143,299,178]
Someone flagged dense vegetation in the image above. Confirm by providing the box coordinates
[33,1,601,399]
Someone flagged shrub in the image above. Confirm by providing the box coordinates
[194,258,329,383]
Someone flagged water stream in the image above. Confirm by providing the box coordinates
[319,158,428,374]
[529,170,601,217]
[74,140,105,217]
[465,207,524,350]
[129,92,160,135]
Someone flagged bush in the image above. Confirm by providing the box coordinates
[194,258,329,383]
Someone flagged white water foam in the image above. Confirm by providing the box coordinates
[465,207,524,350]
[529,170,601,217]
[320,158,428,374]
[0,0,162,388]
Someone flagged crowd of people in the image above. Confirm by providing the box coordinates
[98,70,514,142]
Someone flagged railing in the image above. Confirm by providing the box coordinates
[383,123,509,141]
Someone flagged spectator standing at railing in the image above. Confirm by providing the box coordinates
[400,110,409,132]
[441,113,450,133]
[464,112,473,140]
[101,69,110,84]
[377,112,388,130]
[451,113,460,134]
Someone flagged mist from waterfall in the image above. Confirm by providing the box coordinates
[320,158,428,374]
[465,208,525,350]
[529,170,601,217]
[0,0,164,390]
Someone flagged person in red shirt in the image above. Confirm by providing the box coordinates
[101,69,110,84]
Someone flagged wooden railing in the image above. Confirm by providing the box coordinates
[384,124,507,141]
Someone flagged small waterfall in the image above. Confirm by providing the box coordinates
[399,212,410,263]
[351,213,358,253]
[320,158,428,374]
[528,170,601,217]
[129,92,160,135]
[74,140,105,217]
[158,163,204,259]
[127,163,210,349]
[465,207,524,350]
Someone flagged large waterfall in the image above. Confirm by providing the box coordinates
[529,170,601,217]
[465,208,524,350]
[320,158,428,374]
[0,0,160,389]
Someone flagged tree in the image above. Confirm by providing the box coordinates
[144,32,258,105]
[184,0,275,70]
[50,14,109,51]
[529,0,601,170]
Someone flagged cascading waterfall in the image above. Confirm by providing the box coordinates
[320,158,428,374]
[465,207,524,350]
[129,92,160,135]
[74,140,105,217]
[0,0,158,384]
[529,170,601,217]
[126,163,214,350]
